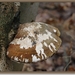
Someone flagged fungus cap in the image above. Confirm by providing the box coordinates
[7,22,62,63]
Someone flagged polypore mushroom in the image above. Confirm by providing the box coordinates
[6,22,62,63]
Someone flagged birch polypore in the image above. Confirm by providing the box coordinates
[7,22,61,63]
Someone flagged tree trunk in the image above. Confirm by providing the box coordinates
[0,2,18,71]
[0,2,39,71]
[12,2,39,71]
[20,2,39,23]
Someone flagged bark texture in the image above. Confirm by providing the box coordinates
[0,2,39,71]
[0,2,17,71]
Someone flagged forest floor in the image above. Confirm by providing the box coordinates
[22,2,75,72]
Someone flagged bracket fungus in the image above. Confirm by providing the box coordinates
[6,22,62,63]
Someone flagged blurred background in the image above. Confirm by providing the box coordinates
[24,2,75,71]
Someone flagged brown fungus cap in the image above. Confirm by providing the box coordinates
[7,22,62,63]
